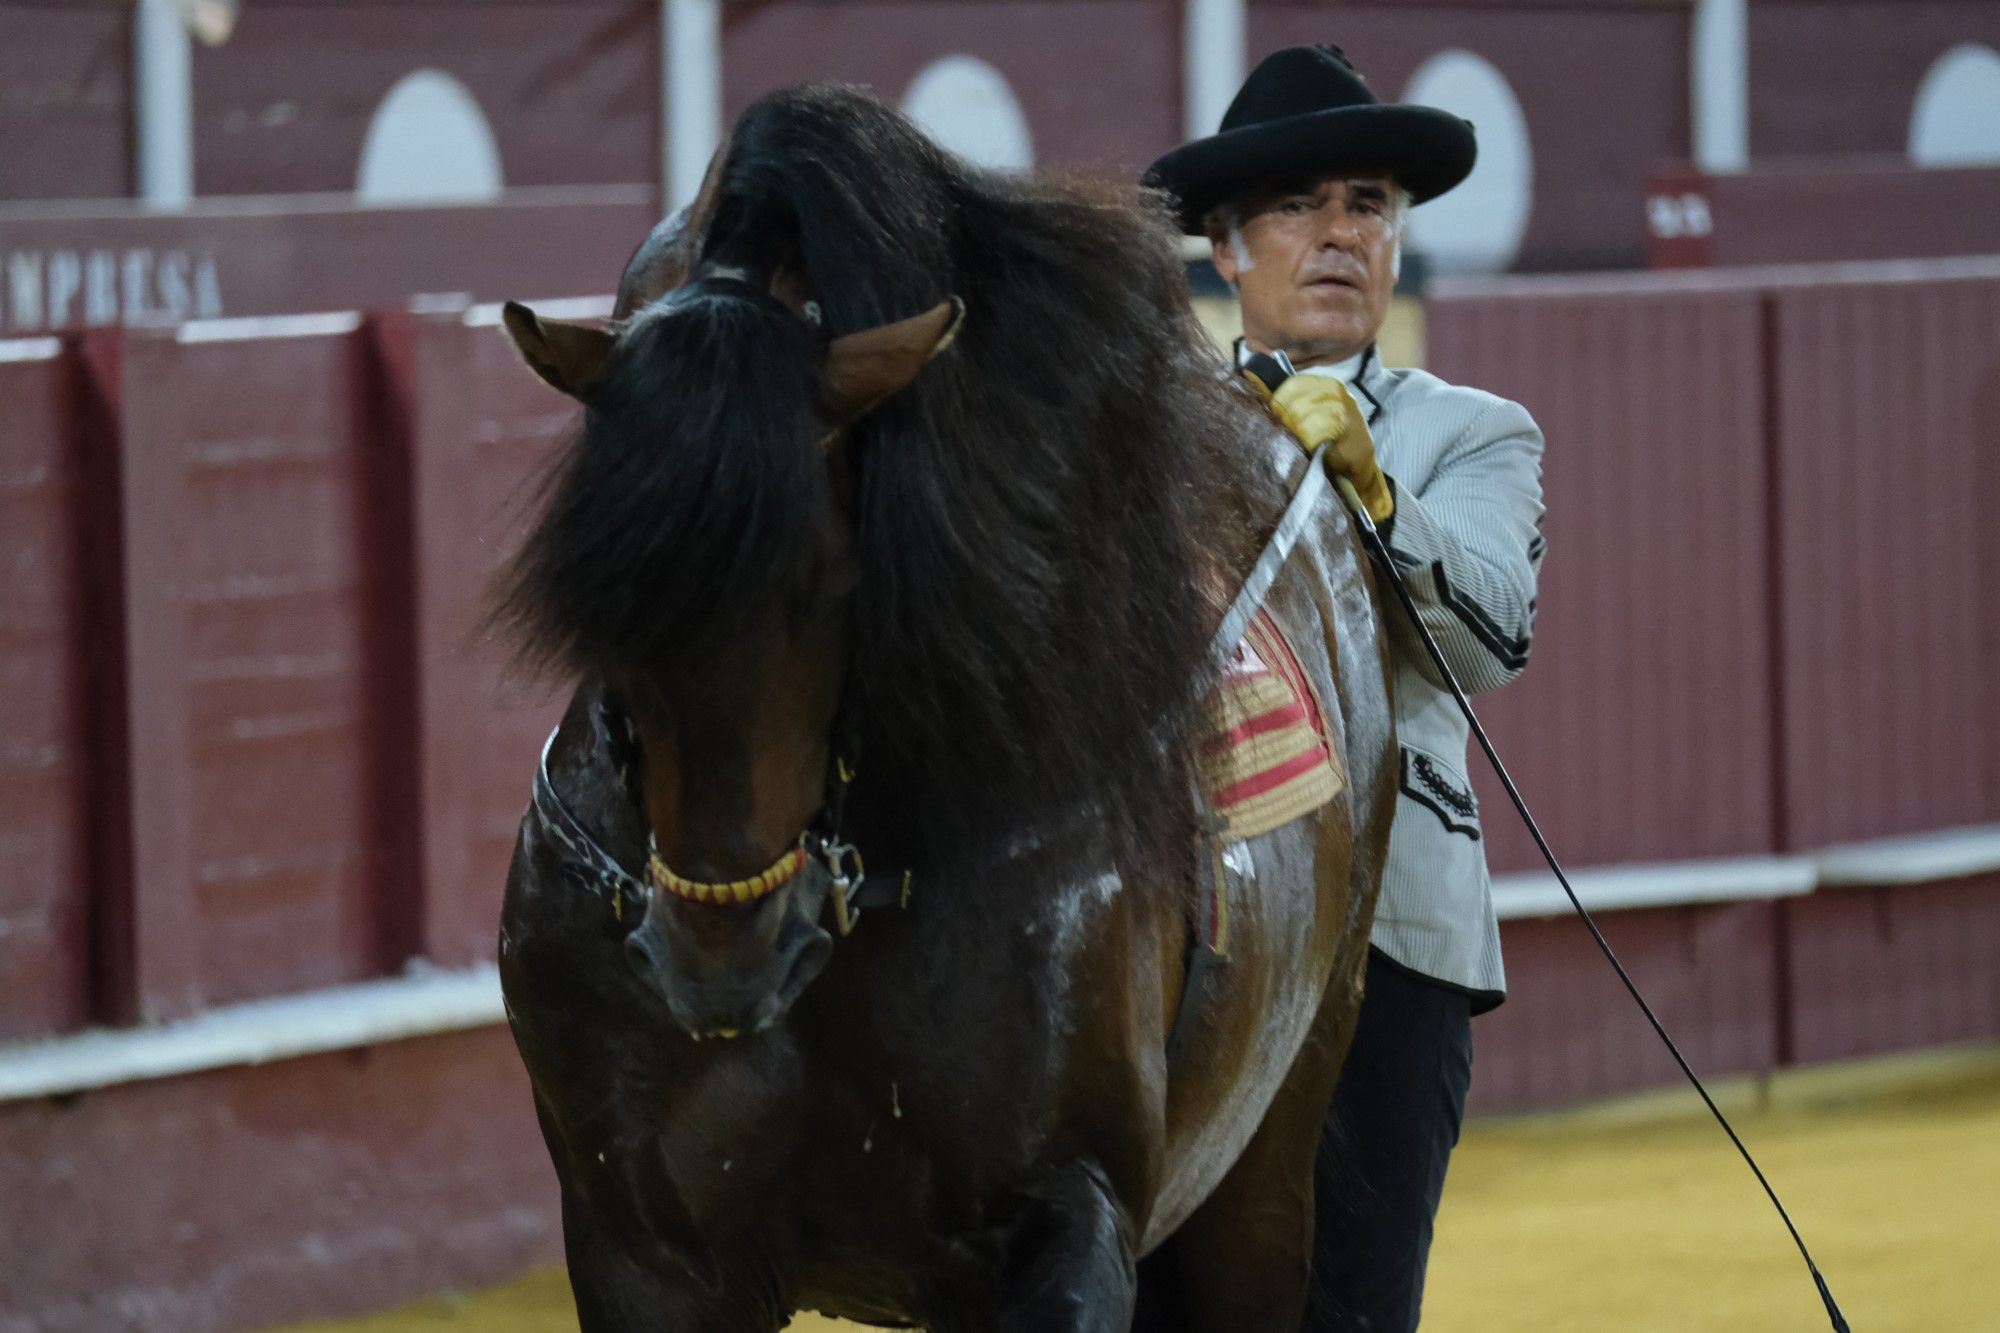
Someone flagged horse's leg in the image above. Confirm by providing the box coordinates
[560,1179,696,1331]
[993,1159,1140,1333]
[559,1177,795,1333]
[1163,941,1369,1332]
[532,1093,784,1333]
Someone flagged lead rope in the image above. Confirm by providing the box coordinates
[1245,350,1850,1333]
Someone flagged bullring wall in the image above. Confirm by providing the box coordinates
[1428,258,2000,1108]
[2,257,1998,1326]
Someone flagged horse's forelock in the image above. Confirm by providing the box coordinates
[704,85,1267,871]
[493,289,831,684]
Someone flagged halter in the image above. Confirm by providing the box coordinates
[530,692,908,939]
[650,842,808,907]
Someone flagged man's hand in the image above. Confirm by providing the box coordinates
[1267,374,1395,523]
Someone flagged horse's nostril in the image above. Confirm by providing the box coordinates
[624,926,668,986]
[762,928,833,1028]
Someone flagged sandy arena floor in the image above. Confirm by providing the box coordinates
[281,1045,2000,1333]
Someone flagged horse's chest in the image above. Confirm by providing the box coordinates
[641,1013,1046,1224]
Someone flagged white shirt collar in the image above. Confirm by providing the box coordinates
[1234,339,1372,390]
[1300,349,1368,388]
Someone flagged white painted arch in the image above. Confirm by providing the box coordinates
[356,70,504,205]
[1910,44,2000,166]
[901,55,1035,171]
[1401,51,1534,275]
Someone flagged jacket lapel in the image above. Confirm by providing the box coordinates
[1353,343,1388,427]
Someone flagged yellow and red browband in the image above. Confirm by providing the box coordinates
[648,842,809,906]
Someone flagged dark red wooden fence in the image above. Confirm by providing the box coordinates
[1426,286,1780,875]
[1785,874,2000,1066]
[0,337,91,1040]
[109,318,402,1018]
[0,1026,554,1333]
[2,260,1995,1114]
[1473,903,1785,1113]
[401,303,580,968]
[1769,272,2000,850]
[1428,261,2000,1110]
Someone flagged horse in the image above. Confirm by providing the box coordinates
[491,84,1396,1332]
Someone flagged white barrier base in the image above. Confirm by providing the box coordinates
[4,825,1996,1103]
[0,963,505,1103]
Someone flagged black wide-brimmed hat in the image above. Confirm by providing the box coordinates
[1144,44,1477,235]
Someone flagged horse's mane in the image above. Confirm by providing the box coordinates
[499,84,1275,872]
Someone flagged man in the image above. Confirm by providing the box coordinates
[1146,44,1546,1331]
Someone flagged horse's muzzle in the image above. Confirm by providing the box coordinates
[623,871,834,1038]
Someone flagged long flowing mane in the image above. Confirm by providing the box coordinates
[498,84,1277,872]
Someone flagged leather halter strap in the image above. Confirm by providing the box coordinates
[527,703,910,937]
[531,726,650,923]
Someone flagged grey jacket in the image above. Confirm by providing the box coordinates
[1276,343,1547,1006]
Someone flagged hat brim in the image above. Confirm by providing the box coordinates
[1144,104,1477,235]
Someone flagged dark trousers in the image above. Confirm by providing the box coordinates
[1303,948,1475,1333]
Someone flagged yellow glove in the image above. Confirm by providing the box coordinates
[1267,374,1395,524]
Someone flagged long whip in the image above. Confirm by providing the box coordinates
[1245,348,1851,1333]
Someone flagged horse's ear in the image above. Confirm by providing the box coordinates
[502,301,616,400]
[819,296,965,433]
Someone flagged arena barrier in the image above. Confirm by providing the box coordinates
[0,298,613,1036]
[1430,256,2000,1108]
[2,257,1997,1326]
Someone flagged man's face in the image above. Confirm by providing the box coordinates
[1209,175,1400,368]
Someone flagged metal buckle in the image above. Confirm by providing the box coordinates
[821,839,865,936]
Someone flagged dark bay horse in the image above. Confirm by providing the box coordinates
[492,85,1396,1332]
